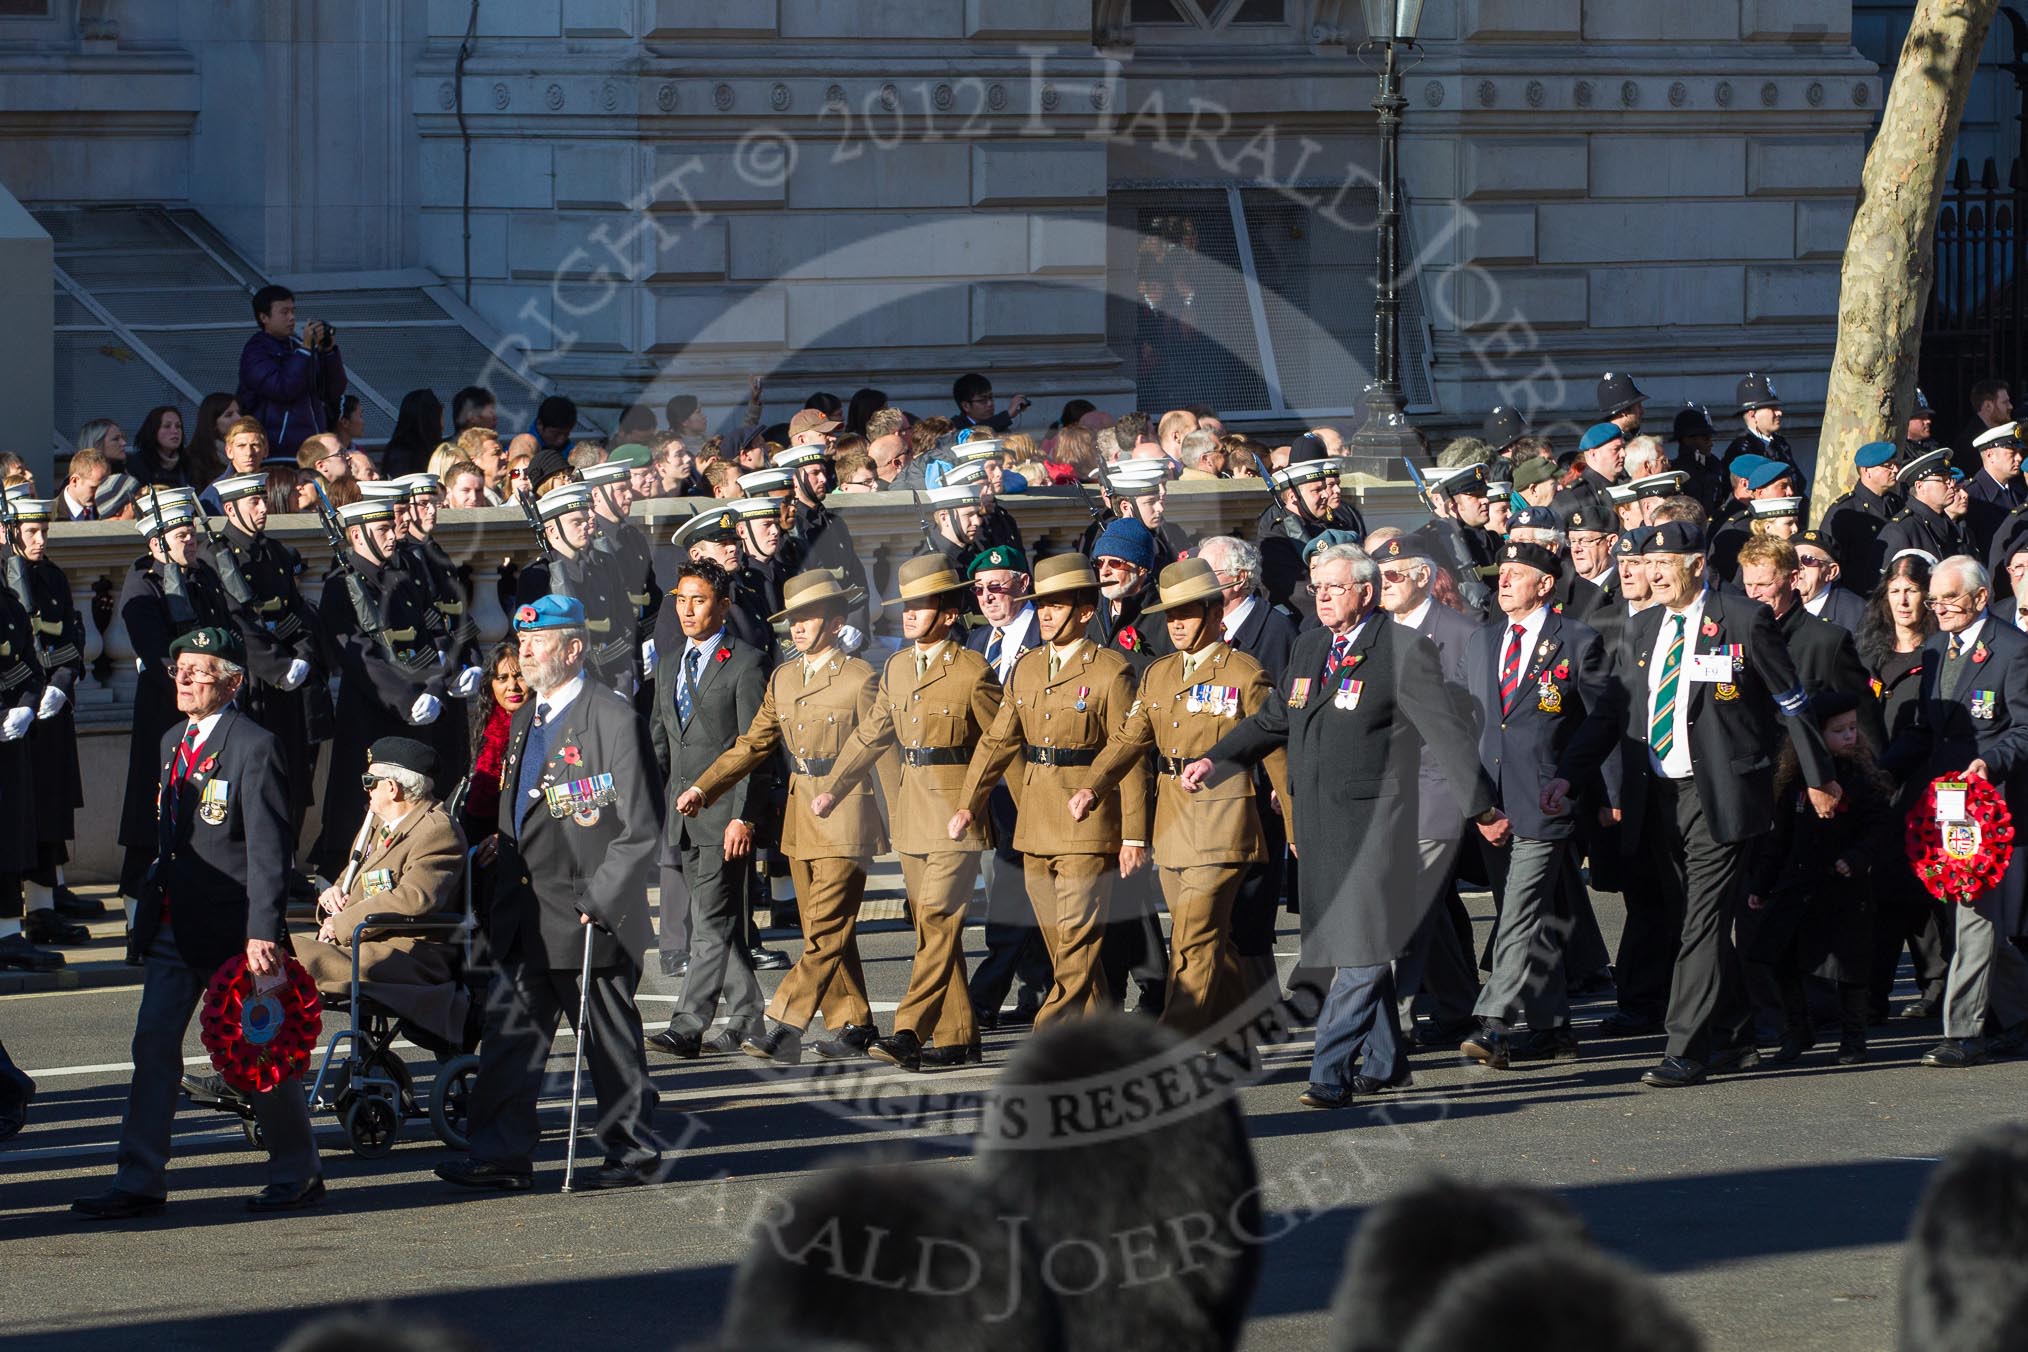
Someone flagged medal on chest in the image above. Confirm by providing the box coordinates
[1536,676,1562,714]
[1971,689,1998,720]
[1289,678,1313,710]
[198,778,230,826]
[546,771,618,824]
[1074,685,1089,713]
[1334,678,1363,712]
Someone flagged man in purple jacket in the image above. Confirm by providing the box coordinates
[236,285,346,461]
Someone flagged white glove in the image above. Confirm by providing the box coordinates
[0,707,32,742]
[838,623,865,654]
[35,685,68,720]
[451,665,485,697]
[279,658,311,691]
[640,639,658,675]
[409,693,442,725]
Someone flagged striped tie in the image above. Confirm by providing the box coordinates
[986,627,1004,673]
[1649,614,1687,759]
[1499,625,1525,715]
[1328,634,1351,679]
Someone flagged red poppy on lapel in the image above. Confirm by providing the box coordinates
[1700,619,1720,638]
[197,755,217,775]
[560,745,582,766]
[1118,626,1141,652]
[1552,661,1570,680]
[715,647,731,663]
[1973,644,1989,664]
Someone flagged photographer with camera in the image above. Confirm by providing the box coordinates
[235,284,346,462]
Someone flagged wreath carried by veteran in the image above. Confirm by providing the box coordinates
[1906,774,2015,906]
[199,953,324,1095]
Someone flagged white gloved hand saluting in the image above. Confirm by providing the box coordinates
[279,658,311,691]
[35,685,68,720]
[451,666,485,697]
[409,693,443,725]
[0,707,33,741]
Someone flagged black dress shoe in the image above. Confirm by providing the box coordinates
[1769,1034,1814,1065]
[1900,998,1940,1020]
[645,1029,701,1059]
[1598,1011,1664,1036]
[53,887,106,919]
[1511,1027,1581,1062]
[868,1029,923,1072]
[1299,1083,1352,1109]
[181,1072,249,1107]
[702,1029,748,1055]
[1351,1069,1413,1094]
[579,1160,661,1190]
[247,1177,327,1212]
[1640,1055,1708,1087]
[0,932,64,972]
[741,1025,801,1064]
[1708,1044,1762,1074]
[1922,1038,1990,1068]
[749,946,791,972]
[658,951,688,980]
[811,1023,879,1060]
[23,912,90,946]
[919,1041,983,1070]
[435,1158,534,1191]
[1834,1036,1868,1065]
[0,1107,24,1142]
[996,1001,1041,1030]
[72,1188,166,1220]
[1567,967,1616,996]
[1460,1026,1510,1070]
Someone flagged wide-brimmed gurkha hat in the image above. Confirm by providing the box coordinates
[1141,557,1225,614]
[770,569,865,622]
[1030,552,1102,599]
[889,554,969,606]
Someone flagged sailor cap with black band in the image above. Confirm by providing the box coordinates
[1622,471,1688,502]
[1,496,56,525]
[1105,468,1167,498]
[212,472,267,505]
[140,494,201,536]
[1425,462,1485,496]
[925,482,982,510]
[1973,420,2024,451]
[1272,456,1339,489]
[535,483,594,521]
[951,436,1006,465]
[942,458,991,487]
[576,460,632,488]
[1748,495,1803,520]
[336,498,399,528]
[729,495,783,523]
[358,479,409,503]
[1896,447,1954,488]
[395,472,443,499]
[737,466,796,496]
[1606,482,1639,507]
[771,441,828,471]
[673,506,743,550]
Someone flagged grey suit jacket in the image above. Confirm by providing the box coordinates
[650,632,770,849]
[493,676,664,971]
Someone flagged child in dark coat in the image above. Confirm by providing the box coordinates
[1746,690,1894,1065]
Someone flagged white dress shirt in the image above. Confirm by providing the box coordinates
[1497,604,1552,695]
[1221,594,1256,644]
[1646,592,1706,780]
[985,604,1035,683]
[1391,596,1434,630]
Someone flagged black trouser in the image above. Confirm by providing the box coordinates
[968,785,1051,1018]
[1648,778,1754,1064]
[465,952,659,1170]
[1615,803,1684,1023]
[1100,869,1167,1016]
[1868,863,1953,1013]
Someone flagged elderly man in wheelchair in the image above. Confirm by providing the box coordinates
[182,737,473,1155]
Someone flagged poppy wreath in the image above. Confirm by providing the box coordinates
[1906,775,2015,906]
[199,953,324,1095]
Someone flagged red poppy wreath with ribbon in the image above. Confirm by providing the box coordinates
[199,954,324,1095]
[1906,775,2015,905]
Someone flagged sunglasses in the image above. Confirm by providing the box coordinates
[972,580,1018,595]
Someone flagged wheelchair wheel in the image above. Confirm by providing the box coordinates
[344,1095,402,1158]
[430,1053,481,1151]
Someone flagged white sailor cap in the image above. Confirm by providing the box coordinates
[925,483,982,509]
[535,484,594,521]
[211,473,268,504]
[771,442,828,471]
[737,467,796,496]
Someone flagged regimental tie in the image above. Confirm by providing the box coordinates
[985,627,1004,672]
[677,647,700,724]
[1650,614,1687,757]
[1327,633,1352,680]
[1499,624,1525,716]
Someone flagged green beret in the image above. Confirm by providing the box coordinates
[607,443,654,470]
[1512,457,1559,490]
[167,626,246,667]
[967,543,1029,578]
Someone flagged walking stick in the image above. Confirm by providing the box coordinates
[561,920,595,1194]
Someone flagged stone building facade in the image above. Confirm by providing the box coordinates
[0,0,1891,459]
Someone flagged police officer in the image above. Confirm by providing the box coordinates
[1725,374,1800,489]
[1598,371,1648,439]
[117,491,237,902]
[439,595,663,1192]
[1066,557,1290,1039]
[1879,449,1975,567]
[210,467,322,720]
[3,497,92,936]
[680,571,886,1063]
[1483,405,1529,462]
[311,497,451,880]
[516,483,634,693]
[1824,441,1903,595]
[579,448,661,696]
[810,555,1004,1071]
[1908,387,1939,455]
[951,553,1152,1025]
[1673,404,1728,519]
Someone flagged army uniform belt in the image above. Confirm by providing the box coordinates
[900,746,970,768]
[789,754,836,776]
[30,617,63,636]
[1156,755,1192,776]
[1024,745,1096,768]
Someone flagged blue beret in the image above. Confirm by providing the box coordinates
[1091,517,1160,572]
[1729,453,1768,479]
[513,594,586,631]
[1509,504,1566,532]
[1854,441,1897,469]
[1579,422,1624,452]
[1744,460,1795,491]
[1301,528,1364,564]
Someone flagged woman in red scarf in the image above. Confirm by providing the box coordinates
[461,642,527,876]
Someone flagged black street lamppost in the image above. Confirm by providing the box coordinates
[1347,0,1427,475]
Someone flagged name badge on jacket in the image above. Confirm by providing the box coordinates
[1687,653,1734,683]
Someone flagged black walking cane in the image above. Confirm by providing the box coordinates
[561,917,596,1194]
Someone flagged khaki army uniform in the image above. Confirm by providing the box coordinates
[959,639,1149,1025]
[693,646,887,1032]
[1083,642,1290,1037]
[821,637,1003,1051]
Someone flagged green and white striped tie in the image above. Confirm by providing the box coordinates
[1650,614,1687,759]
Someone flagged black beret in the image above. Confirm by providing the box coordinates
[367,736,440,782]
[1641,520,1706,555]
[1499,541,1561,576]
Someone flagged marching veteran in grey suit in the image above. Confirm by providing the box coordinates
[291,735,469,1046]
[438,594,664,1193]
[73,625,323,1219]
